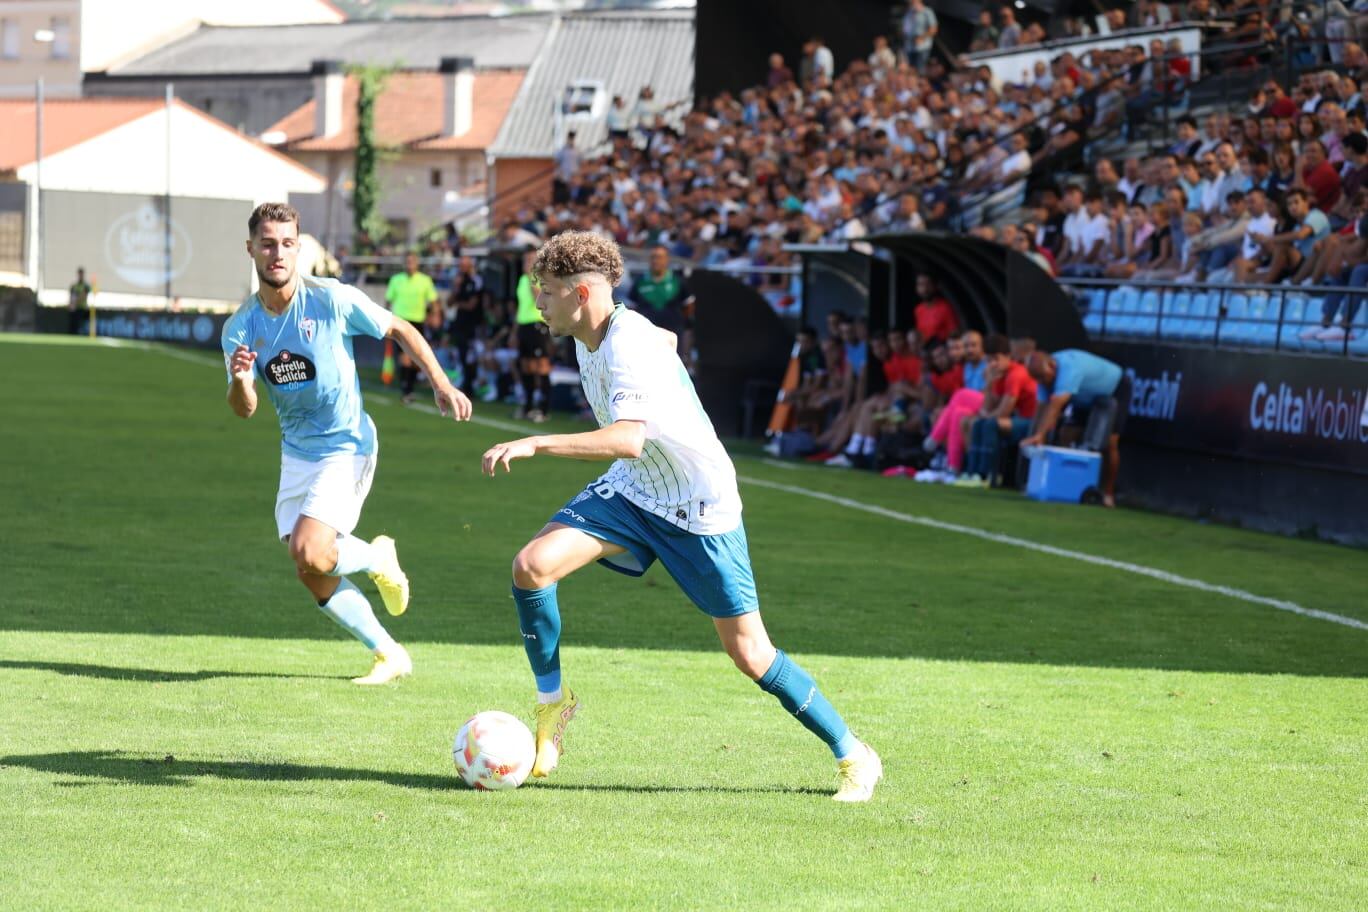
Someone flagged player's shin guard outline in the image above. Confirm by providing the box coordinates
[756,649,857,758]
[513,583,562,692]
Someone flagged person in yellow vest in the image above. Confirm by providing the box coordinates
[386,252,439,404]
[515,248,552,422]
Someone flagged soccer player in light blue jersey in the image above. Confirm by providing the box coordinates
[223,203,472,684]
[480,232,881,801]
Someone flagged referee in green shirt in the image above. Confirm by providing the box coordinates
[515,248,552,422]
[386,252,439,403]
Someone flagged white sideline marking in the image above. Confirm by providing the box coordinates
[370,395,527,434]
[104,338,1365,632]
[737,475,1368,633]
[760,458,801,471]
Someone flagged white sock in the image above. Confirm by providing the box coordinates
[329,535,374,577]
[537,688,564,704]
[861,436,876,455]
[845,434,865,455]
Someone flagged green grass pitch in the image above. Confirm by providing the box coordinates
[1,335,1365,910]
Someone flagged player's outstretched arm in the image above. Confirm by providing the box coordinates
[482,420,646,476]
[226,344,258,419]
[387,318,472,421]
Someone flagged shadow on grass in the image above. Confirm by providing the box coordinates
[0,751,831,796]
[0,660,347,683]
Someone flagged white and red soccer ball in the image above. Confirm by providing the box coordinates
[452,710,535,790]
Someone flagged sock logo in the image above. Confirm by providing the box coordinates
[797,686,816,714]
[521,631,538,641]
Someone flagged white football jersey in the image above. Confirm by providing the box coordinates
[575,307,742,534]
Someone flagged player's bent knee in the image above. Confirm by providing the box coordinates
[725,636,775,680]
[511,545,559,590]
[290,538,335,576]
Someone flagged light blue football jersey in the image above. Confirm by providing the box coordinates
[221,277,393,461]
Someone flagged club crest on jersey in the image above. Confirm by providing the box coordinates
[264,349,318,390]
[299,317,316,343]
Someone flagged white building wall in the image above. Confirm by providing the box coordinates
[283,148,486,249]
[18,103,324,202]
[81,0,344,73]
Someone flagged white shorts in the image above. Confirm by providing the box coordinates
[275,449,378,541]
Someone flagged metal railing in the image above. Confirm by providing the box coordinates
[1059,276,1367,358]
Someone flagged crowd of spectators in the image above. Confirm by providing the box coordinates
[345,1,1368,431]
[481,2,1365,325]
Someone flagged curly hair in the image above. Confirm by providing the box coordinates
[532,231,624,287]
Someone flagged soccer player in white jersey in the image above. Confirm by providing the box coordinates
[223,203,472,684]
[481,232,881,801]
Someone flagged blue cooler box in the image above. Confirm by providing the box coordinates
[1026,446,1102,503]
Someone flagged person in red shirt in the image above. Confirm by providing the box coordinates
[1300,139,1342,214]
[912,275,960,345]
[921,341,964,408]
[882,328,923,386]
[959,334,1038,484]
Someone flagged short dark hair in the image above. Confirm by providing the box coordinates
[1225,190,1246,204]
[1246,146,1270,167]
[1285,188,1309,204]
[984,333,1011,356]
[248,202,300,237]
[1177,115,1198,130]
[1344,132,1368,156]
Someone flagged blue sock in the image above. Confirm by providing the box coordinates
[318,578,394,652]
[512,584,561,693]
[757,650,858,759]
[329,535,373,577]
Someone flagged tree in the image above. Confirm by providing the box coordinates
[350,64,393,253]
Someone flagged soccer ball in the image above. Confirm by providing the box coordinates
[452,710,535,791]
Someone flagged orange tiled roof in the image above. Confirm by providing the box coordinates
[0,97,164,171]
[267,69,523,153]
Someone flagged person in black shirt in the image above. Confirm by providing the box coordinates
[68,267,92,335]
[446,256,484,394]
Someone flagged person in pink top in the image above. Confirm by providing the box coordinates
[922,330,986,472]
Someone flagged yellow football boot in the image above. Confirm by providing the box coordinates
[833,741,883,803]
[352,644,412,686]
[366,535,409,616]
[530,689,579,778]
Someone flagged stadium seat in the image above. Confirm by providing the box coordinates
[1289,297,1326,352]
[1177,293,1204,342]
[1176,292,1208,341]
[1103,287,1138,337]
[1244,294,1277,348]
[1277,295,1306,350]
[1160,291,1191,339]
[1218,293,1248,345]
[1082,287,1107,335]
[1130,289,1161,338]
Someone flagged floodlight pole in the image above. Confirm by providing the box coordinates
[34,76,43,300]
[165,82,173,308]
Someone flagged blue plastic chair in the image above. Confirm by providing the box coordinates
[1176,293,1207,341]
[1292,298,1326,352]
[1105,287,1139,337]
[1160,291,1191,339]
[1132,290,1161,337]
[1277,295,1306,350]
[1217,294,1248,346]
[1250,297,1281,348]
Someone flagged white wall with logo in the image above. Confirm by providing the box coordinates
[42,191,252,301]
